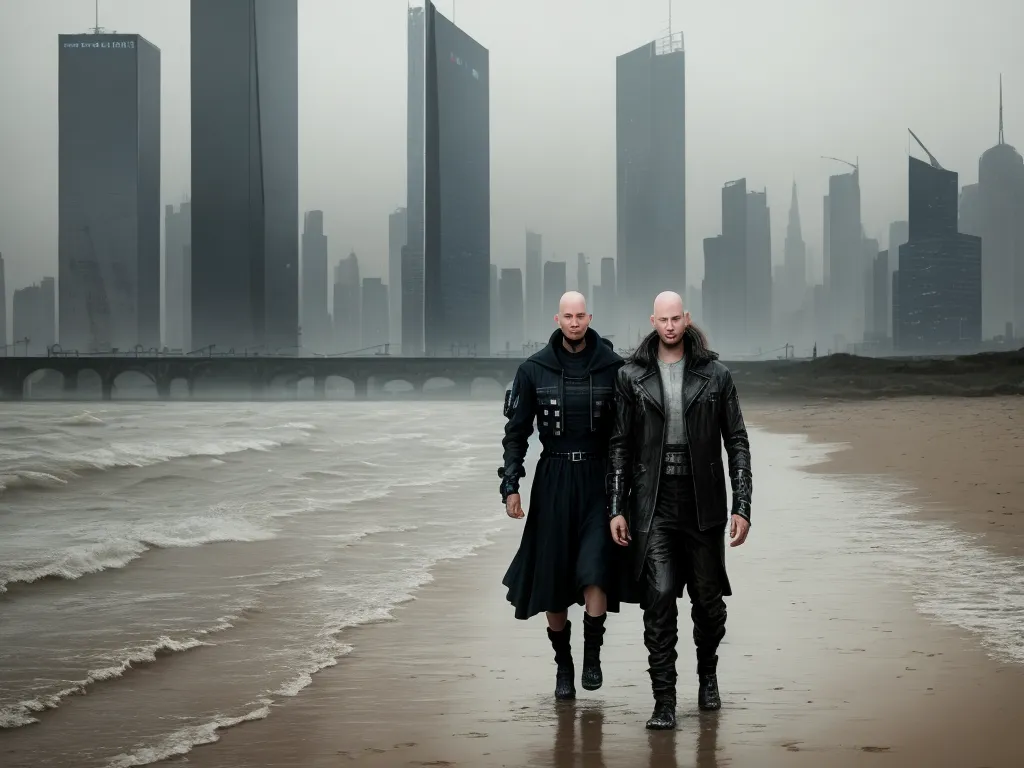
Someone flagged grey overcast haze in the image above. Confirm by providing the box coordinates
[0,0,1022,311]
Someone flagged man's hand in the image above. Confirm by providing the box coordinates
[610,515,631,546]
[729,514,750,547]
[505,493,524,519]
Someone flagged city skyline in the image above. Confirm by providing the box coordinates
[0,0,1020,301]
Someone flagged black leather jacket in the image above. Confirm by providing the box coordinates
[607,328,752,574]
[498,328,624,501]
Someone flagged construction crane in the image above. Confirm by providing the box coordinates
[907,129,944,170]
[821,155,859,172]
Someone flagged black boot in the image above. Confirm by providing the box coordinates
[697,655,721,711]
[547,621,575,700]
[581,612,606,691]
[644,606,678,730]
[645,697,677,730]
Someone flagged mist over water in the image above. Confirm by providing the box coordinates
[0,404,1020,767]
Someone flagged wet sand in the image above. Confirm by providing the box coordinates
[749,396,1024,558]
[176,419,1024,768]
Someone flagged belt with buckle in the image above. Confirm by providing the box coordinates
[544,451,602,462]
[662,447,692,475]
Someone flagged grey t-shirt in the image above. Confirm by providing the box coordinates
[657,357,686,444]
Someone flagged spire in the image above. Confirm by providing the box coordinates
[786,180,802,243]
[999,74,1005,145]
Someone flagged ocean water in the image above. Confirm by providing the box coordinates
[1,404,1022,767]
[0,401,509,766]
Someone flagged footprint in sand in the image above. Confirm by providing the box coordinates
[782,741,802,752]
[394,742,417,748]
[413,762,455,767]
[453,732,488,738]
[861,746,891,753]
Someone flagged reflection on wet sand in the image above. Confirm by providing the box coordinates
[546,700,721,767]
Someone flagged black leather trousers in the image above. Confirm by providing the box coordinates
[640,466,729,703]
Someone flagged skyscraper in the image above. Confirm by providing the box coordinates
[301,211,330,354]
[498,267,524,353]
[543,261,567,322]
[13,278,56,356]
[404,5,426,356]
[976,80,1024,339]
[886,220,909,337]
[333,252,360,353]
[489,263,499,351]
[895,149,982,351]
[616,32,686,335]
[746,189,772,346]
[422,2,490,356]
[165,201,191,350]
[0,252,6,350]
[777,182,807,345]
[388,207,407,350]
[190,0,298,353]
[826,166,863,344]
[576,253,590,298]
[702,179,748,350]
[361,278,389,351]
[58,33,160,352]
[525,230,543,341]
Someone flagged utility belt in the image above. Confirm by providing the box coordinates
[661,444,692,476]
[541,450,604,462]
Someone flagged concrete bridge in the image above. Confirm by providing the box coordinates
[0,354,526,400]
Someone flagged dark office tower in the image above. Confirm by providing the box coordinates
[164,202,191,350]
[702,179,748,349]
[13,278,56,355]
[422,2,490,357]
[525,230,543,341]
[598,256,616,330]
[616,33,686,332]
[360,278,389,351]
[746,189,772,345]
[977,81,1024,339]
[543,260,567,321]
[190,0,298,354]
[489,263,499,351]
[388,207,407,350]
[822,194,830,289]
[0,253,6,349]
[958,186,981,236]
[576,253,590,299]
[871,249,889,342]
[827,167,863,344]
[333,252,360,353]
[300,211,330,354]
[886,220,908,336]
[894,149,981,351]
[58,33,160,353]
[498,267,524,353]
[862,237,879,341]
[404,6,426,356]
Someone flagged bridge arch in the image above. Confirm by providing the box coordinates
[110,369,157,399]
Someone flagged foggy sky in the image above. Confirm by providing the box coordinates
[0,0,1021,325]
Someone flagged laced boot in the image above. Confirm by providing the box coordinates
[547,621,576,700]
[581,613,606,691]
[697,655,721,711]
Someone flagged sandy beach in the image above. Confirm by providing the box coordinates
[174,400,1024,768]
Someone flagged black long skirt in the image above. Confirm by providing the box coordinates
[502,456,620,620]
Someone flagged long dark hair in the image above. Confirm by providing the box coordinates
[630,323,718,368]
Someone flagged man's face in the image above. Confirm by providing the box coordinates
[556,303,591,341]
[651,306,690,347]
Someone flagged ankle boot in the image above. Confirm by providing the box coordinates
[645,696,677,730]
[581,613,606,691]
[697,655,721,711]
[547,621,575,700]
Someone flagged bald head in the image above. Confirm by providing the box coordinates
[650,291,690,349]
[555,291,592,342]
[653,291,684,318]
[559,291,587,315]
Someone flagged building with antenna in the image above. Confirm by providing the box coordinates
[616,31,686,341]
[58,29,160,352]
[894,135,981,351]
[975,77,1024,340]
